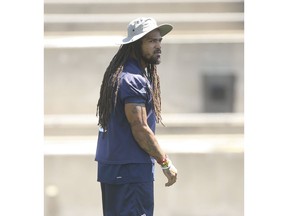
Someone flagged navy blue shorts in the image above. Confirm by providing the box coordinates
[100,182,154,216]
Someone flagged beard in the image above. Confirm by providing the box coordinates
[142,49,161,65]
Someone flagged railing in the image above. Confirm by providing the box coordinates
[44,113,244,136]
[44,0,244,34]
[44,113,244,155]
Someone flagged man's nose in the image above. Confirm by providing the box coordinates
[155,41,161,49]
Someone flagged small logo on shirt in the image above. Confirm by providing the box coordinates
[139,87,146,94]
[99,127,107,132]
[116,176,122,179]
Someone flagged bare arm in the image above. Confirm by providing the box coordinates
[125,103,177,186]
[125,103,166,162]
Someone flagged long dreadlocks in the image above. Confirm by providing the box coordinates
[96,39,162,131]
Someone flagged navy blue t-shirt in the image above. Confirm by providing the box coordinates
[95,58,156,184]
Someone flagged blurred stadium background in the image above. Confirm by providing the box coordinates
[44,0,244,215]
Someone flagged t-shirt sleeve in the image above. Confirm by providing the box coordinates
[119,74,148,104]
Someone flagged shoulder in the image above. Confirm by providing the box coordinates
[119,59,148,92]
[118,72,148,100]
[120,71,146,87]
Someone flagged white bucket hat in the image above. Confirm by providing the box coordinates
[120,17,173,44]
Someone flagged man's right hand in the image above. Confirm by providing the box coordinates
[162,164,178,187]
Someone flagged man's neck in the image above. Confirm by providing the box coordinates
[130,53,147,70]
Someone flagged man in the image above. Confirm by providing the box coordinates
[95,17,178,216]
